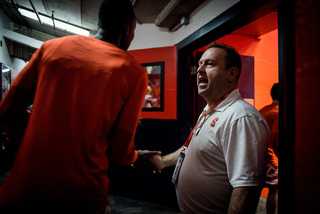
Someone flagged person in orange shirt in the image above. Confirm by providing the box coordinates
[259,83,279,214]
[0,0,157,213]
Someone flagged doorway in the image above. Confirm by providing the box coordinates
[176,0,278,144]
[176,0,294,213]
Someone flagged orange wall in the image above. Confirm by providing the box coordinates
[216,29,279,110]
[129,46,177,120]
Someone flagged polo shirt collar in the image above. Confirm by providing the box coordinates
[203,88,240,113]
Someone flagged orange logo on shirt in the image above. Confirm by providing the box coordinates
[210,118,219,127]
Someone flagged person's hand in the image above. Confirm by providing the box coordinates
[149,154,166,171]
[132,150,162,173]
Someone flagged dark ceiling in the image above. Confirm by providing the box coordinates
[0,0,205,38]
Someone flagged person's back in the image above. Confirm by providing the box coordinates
[259,83,279,214]
[259,103,278,128]
[0,1,147,213]
[0,33,147,214]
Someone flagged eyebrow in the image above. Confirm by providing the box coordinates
[198,59,216,66]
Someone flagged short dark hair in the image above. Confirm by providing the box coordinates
[271,83,279,100]
[98,0,135,32]
[207,42,242,82]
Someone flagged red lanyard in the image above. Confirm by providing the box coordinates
[184,92,231,148]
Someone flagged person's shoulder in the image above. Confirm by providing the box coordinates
[42,35,84,49]
[259,104,271,112]
[259,103,278,112]
[45,35,78,42]
[228,97,264,119]
[121,53,146,73]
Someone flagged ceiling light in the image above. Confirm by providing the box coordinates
[2,68,11,73]
[18,8,90,36]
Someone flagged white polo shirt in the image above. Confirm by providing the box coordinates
[176,89,270,214]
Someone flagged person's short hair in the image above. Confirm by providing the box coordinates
[98,0,135,32]
[207,42,242,82]
[271,83,279,100]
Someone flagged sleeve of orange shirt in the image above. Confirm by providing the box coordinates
[107,69,148,166]
[0,47,41,129]
[270,118,279,157]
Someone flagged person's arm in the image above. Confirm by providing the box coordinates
[107,127,139,165]
[228,186,262,214]
[223,116,269,213]
[107,69,148,166]
[270,118,279,157]
[150,146,184,170]
[132,150,162,173]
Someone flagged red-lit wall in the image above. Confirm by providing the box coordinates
[217,30,279,110]
[218,30,279,110]
[197,29,279,110]
[129,46,177,120]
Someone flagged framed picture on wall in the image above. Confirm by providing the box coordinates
[142,62,164,111]
[1,63,11,100]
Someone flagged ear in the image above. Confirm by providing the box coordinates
[119,20,135,51]
[124,19,135,34]
[227,67,239,82]
[124,21,131,33]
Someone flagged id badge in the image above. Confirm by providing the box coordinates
[171,149,186,184]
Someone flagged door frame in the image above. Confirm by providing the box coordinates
[176,0,294,213]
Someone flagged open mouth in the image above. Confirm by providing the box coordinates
[198,77,208,85]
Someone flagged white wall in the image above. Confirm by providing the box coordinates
[129,0,240,50]
[129,24,174,50]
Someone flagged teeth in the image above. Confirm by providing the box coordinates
[199,79,207,83]
[198,75,207,84]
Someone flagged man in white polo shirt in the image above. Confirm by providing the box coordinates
[151,42,270,213]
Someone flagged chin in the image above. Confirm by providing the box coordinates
[197,90,205,97]
[197,86,207,95]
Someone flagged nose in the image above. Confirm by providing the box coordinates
[197,64,205,74]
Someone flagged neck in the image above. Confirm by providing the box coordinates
[93,28,121,47]
[206,98,221,109]
[206,89,234,109]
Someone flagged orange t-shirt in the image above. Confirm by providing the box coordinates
[259,103,279,167]
[0,35,147,212]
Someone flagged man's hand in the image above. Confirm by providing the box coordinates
[148,146,185,172]
[149,153,166,171]
[131,150,162,173]
[133,146,185,173]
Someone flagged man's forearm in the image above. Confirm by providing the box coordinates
[150,146,184,170]
[161,146,184,168]
[228,186,262,214]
